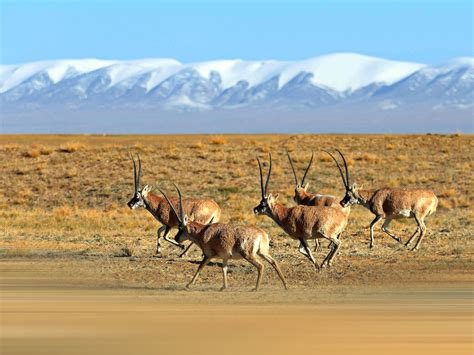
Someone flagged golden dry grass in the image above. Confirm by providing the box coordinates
[0,134,473,289]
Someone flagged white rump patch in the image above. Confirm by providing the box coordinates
[396,209,412,217]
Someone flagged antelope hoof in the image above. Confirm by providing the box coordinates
[411,247,419,252]
[396,237,402,243]
[404,241,411,247]
[369,244,374,249]
[251,287,260,292]
[153,252,163,258]
[178,251,187,258]
[185,283,192,289]
[219,286,227,292]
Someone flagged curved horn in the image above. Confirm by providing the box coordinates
[173,183,185,223]
[136,154,142,191]
[301,152,314,186]
[256,156,265,198]
[286,151,299,186]
[264,153,272,197]
[158,187,182,224]
[323,150,348,189]
[130,153,138,192]
[335,149,350,187]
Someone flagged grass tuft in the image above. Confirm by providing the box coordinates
[59,142,84,153]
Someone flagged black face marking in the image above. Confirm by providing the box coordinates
[253,199,269,215]
[127,192,145,209]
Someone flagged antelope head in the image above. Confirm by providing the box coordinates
[127,154,152,209]
[324,149,359,208]
[253,153,279,216]
[158,184,189,244]
[287,151,314,203]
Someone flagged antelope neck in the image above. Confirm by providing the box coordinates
[269,203,289,227]
[355,189,373,209]
[143,193,166,223]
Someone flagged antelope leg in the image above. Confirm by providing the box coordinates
[162,226,185,249]
[178,242,194,258]
[405,227,420,247]
[412,216,427,251]
[369,215,382,248]
[381,218,402,243]
[242,254,265,292]
[258,252,288,290]
[155,225,166,255]
[220,259,228,291]
[298,238,320,271]
[187,255,211,288]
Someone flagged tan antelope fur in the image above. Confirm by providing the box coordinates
[127,155,221,257]
[326,149,438,250]
[287,151,337,207]
[159,185,288,291]
[287,151,351,251]
[253,153,349,269]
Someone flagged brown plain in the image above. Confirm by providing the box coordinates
[1,134,473,355]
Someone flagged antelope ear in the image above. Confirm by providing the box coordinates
[352,183,358,191]
[272,193,279,201]
[183,215,189,226]
[303,182,310,190]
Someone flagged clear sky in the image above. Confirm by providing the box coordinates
[1,0,472,65]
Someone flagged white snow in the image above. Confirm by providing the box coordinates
[188,53,425,91]
[2,53,470,96]
[0,59,117,93]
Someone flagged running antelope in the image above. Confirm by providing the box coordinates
[326,149,438,250]
[253,153,349,269]
[287,151,337,207]
[287,151,351,251]
[127,154,221,257]
[159,185,288,291]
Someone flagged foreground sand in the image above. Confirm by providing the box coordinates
[2,260,473,355]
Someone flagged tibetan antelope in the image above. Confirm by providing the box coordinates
[127,154,221,257]
[287,151,351,251]
[326,149,438,250]
[287,151,337,207]
[253,153,349,269]
[159,185,288,291]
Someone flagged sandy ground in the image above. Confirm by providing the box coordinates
[1,260,472,355]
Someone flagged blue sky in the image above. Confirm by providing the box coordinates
[1,0,472,65]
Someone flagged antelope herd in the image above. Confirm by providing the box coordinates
[127,149,438,291]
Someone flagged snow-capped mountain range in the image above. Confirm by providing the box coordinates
[1,53,473,133]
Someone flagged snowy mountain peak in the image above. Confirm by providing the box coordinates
[1,53,472,134]
[0,53,425,94]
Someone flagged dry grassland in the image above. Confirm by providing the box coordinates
[1,134,473,355]
[0,134,473,287]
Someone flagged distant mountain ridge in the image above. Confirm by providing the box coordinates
[1,53,472,133]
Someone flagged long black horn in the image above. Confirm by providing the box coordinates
[256,156,265,198]
[158,188,182,224]
[173,183,185,223]
[335,149,350,187]
[264,153,272,196]
[301,152,314,186]
[323,150,348,189]
[136,154,142,191]
[130,153,138,192]
[286,151,299,186]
